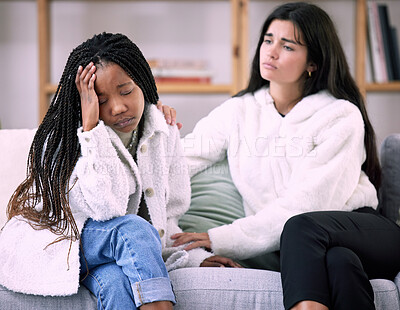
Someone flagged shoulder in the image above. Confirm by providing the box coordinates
[302,91,363,125]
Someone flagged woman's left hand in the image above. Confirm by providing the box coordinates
[200,255,242,268]
[171,232,211,251]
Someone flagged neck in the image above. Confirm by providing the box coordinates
[269,83,303,115]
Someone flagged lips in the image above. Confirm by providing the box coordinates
[114,117,135,129]
[262,62,277,70]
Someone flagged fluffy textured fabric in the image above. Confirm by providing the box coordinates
[0,105,211,296]
[182,87,378,260]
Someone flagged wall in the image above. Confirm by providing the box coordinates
[0,0,400,146]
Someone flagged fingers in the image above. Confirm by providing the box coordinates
[184,240,211,251]
[200,261,225,268]
[201,256,243,268]
[75,65,83,92]
[171,232,208,246]
[157,103,179,126]
[76,62,99,132]
[171,232,211,251]
[76,62,96,94]
[157,100,163,111]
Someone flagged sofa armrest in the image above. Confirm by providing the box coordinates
[379,134,400,225]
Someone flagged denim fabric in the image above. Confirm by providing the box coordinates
[79,214,175,309]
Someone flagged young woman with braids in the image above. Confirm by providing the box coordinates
[161,3,400,309]
[0,32,238,310]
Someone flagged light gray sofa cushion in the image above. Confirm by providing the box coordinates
[0,284,96,310]
[169,267,284,310]
[169,268,400,310]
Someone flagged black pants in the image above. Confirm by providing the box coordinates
[280,207,400,310]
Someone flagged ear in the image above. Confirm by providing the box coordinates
[307,62,317,73]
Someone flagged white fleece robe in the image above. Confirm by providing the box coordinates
[182,87,378,260]
[0,105,212,296]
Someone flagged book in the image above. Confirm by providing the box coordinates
[378,4,395,81]
[148,58,213,84]
[390,26,400,81]
[367,1,388,83]
[154,76,211,84]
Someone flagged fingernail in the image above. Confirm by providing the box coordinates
[166,118,171,124]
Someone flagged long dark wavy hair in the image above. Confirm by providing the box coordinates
[239,2,381,190]
[7,32,159,243]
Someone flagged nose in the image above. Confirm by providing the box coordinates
[109,98,127,116]
[267,44,278,59]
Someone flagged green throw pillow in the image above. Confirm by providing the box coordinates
[179,158,245,233]
[179,158,281,271]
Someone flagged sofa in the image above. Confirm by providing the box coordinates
[0,128,399,310]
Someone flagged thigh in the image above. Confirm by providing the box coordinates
[80,215,162,271]
[302,209,400,279]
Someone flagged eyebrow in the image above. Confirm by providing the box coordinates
[117,81,134,88]
[264,33,298,45]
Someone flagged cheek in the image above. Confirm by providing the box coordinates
[98,105,107,121]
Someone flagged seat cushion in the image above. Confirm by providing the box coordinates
[169,268,400,310]
[0,285,96,310]
[169,267,284,310]
[379,134,400,225]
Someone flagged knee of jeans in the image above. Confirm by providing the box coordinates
[326,247,362,272]
[117,215,161,245]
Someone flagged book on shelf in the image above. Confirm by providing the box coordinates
[367,1,388,83]
[390,26,400,81]
[148,58,213,84]
[367,1,400,82]
[377,4,394,81]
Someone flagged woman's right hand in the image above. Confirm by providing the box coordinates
[157,101,182,130]
[75,62,99,132]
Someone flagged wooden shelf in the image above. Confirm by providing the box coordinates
[355,0,400,97]
[37,0,248,122]
[44,82,233,95]
[366,82,400,92]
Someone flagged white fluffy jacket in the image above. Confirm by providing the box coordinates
[183,87,378,260]
[0,105,211,296]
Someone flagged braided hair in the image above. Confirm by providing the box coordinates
[7,33,159,244]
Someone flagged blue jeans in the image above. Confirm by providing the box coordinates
[79,214,176,310]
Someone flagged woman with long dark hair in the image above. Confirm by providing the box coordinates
[170,3,400,309]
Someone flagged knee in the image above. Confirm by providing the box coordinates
[326,247,363,273]
[114,215,161,248]
[281,213,319,245]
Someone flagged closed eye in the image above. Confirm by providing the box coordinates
[121,89,133,96]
